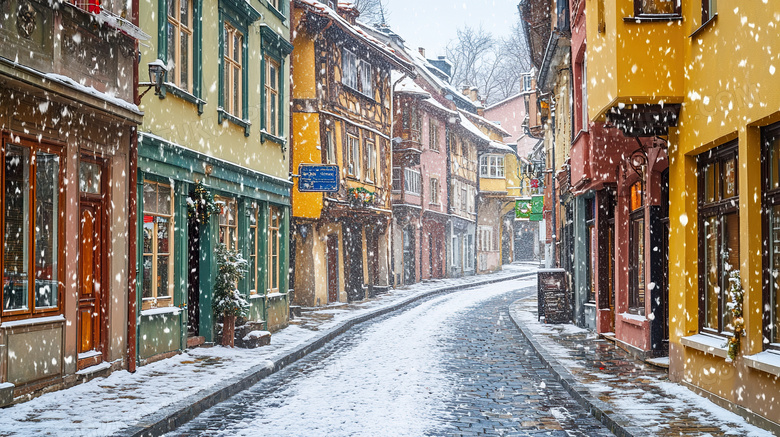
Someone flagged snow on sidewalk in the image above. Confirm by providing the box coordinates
[511,297,773,437]
[0,264,538,437]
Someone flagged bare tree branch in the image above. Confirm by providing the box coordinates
[350,0,390,25]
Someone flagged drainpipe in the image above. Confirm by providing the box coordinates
[550,101,557,268]
[127,0,140,373]
[390,72,407,286]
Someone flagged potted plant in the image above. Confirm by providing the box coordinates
[212,243,249,347]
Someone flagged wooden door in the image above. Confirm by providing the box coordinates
[78,200,104,370]
[327,234,339,303]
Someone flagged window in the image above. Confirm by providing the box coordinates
[430,177,440,205]
[763,125,780,347]
[167,0,193,92]
[480,155,505,178]
[404,168,421,195]
[522,74,532,91]
[634,0,680,16]
[142,181,174,310]
[2,141,62,317]
[451,235,458,267]
[465,234,474,269]
[342,49,358,90]
[268,0,279,11]
[392,167,402,191]
[223,22,243,117]
[347,134,360,178]
[702,0,717,23]
[217,197,238,251]
[429,121,439,151]
[479,226,496,252]
[699,142,739,335]
[360,60,373,97]
[265,56,280,136]
[365,139,377,183]
[324,127,336,164]
[461,186,467,212]
[580,55,588,131]
[628,181,644,314]
[268,206,282,293]
[248,204,259,295]
[586,198,596,303]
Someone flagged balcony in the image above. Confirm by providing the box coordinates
[586,0,684,135]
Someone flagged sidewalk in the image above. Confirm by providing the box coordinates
[509,294,775,437]
[0,264,538,437]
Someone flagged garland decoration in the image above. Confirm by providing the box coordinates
[347,186,376,206]
[725,268,745,362]
[187,181,220,223]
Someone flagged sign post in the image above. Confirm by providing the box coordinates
[297,164,339,192]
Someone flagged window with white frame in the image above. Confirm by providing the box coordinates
[581,54,588,131]
[365,139,377,182]
[429,121,439,151]
[265,56,280,136]
[522,74,532,91]
[324,127,336,164]
[360,60,373,97]
[404,168,421,195]
[430,177,440,204]
[468,186,476,213]
[392,167,402,191]
[217,196,238,251]
[342,49,358,90]
[347,134,360,178]
[480,155,505,178]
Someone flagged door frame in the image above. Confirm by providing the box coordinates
[77,154,109,370]
[326,233,339,303]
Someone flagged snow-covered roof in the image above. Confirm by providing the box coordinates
[392,71,430,98]
[457,112,491,143]
[296,1,412,72]
[488,141,515,154]
[459,109,511,138]
[422,97,458,116]
[485,92,529,111]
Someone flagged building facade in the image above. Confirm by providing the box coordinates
[136,0,292,361]
[289,1,411,306]
[0,0,143,402]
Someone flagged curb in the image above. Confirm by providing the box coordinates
[507,296,646,437]
[118,271,538,437]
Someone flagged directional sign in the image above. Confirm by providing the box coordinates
[298,164,339,192]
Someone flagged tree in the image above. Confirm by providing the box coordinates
[350,0,390,25]
[446,14,532,106]
[213,243,249,347]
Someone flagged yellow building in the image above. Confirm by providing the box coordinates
[289,1,412,306]
[136,0,293,359]
[588,0,780,428]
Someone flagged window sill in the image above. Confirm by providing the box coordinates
[342,83,375,102]
[689,13,718,39]
[405,191,421,197]
[141,306,182,317]
[744,351,780,377]
[218,109,251,137]
[619,311,647,326]
[479,175,506,179]
[0,314,65,329]
[623,15,682,23]
[161,83,206,114]
[261,130,287,149]
[265,2,286,22]
[681,333,728,359]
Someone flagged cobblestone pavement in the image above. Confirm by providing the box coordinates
[169,282,613,436]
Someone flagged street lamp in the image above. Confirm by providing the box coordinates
[139,60,168,100]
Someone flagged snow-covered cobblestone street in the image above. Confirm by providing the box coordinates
[169,279,613,436]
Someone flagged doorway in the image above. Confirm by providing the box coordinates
[403,226,415,285]
[327,234,339,303]
[187,217,200,338]
[77,157,107,370]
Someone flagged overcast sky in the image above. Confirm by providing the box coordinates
[384,0,520,59]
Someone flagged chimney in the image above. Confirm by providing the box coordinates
[418,47,425,57]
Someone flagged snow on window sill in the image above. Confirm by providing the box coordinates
[141,307,183,317]
[0,314,65,329]
[744,351,780,377]
[75,361,111,376]
[266,292,287,299]
[618,312,647,326]
[681,333,728,359]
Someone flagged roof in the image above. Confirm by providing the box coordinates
[457,112,491,143]
[485,91,530,111]
[392,71,430,98]
[423,97,458,116]
[459,109,511,138]
[295,0,412,73]
[488,141,515,153]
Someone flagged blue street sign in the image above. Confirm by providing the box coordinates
[298,164,340,192]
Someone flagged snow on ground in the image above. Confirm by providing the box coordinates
[513,297,773,437]
[0,264,538,437]
[176,278,537,437]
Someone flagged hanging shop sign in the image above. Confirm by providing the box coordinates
[530,194,544,221]
[515,198,532,220]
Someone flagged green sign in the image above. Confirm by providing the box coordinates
[530,194,544,221]
[515,198,532,220]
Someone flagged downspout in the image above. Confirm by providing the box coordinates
[550,101,557,269]
[127,0,140,374]
[390,73,407,286]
